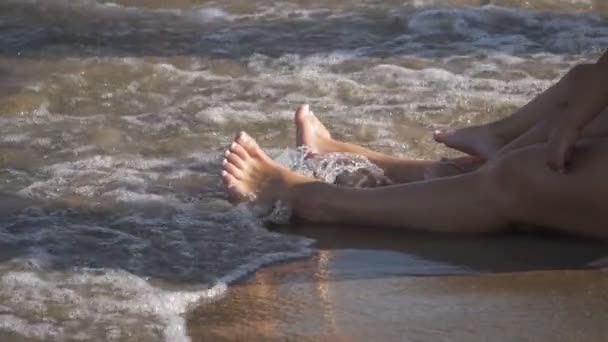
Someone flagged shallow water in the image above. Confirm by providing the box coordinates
[0,0,607,340]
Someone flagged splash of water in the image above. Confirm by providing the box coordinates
[251,146,388,224]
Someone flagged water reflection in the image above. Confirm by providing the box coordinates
[314,250,338,336]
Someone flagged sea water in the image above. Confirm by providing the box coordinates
[0,0,607,340]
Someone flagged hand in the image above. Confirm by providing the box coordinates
[545,58,608,172]
[546,121,579,173]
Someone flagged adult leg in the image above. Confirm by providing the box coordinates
[294,104,482,183]
[223,132,608,239]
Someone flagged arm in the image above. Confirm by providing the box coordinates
[547,52,608,172]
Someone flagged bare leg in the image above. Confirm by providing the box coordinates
[223,132,608,239]
[294,104,482,183]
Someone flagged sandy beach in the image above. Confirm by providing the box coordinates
[188,225,608,341]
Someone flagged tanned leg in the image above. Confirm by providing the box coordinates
[223,132,608,239]
[293,104,482,183]
[223,131,501,233]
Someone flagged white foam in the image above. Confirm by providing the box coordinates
[107,189,177,205]
[259,148,387,224]
[7,146,315,341]
[195,105,267,124]
[8,0,233,27]
[17,155,175,199]
[0,225,313,342]
[186,7,231,24]
[0,315,64,340]
[405,5,608,55]
[0,268,219,341]
[152,63,229,84]
[1,133,30,144]
[587,256,608,268]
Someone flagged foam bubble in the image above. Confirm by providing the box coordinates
[405,5,608,56]
[0,315,63,340]
[6,147,314,341]
[1,133,30,144]
[259,148,387,224]
[0,227,313,341]
[0,268,222,341]
[187,7,232,24]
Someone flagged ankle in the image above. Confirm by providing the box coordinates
[314,136,338,154]
[291,193,337,223]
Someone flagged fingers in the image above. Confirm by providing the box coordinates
[546,124,579,173]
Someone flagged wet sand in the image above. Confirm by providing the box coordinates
[188,225,608,341]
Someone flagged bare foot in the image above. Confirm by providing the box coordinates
[221,131,310,204]
[433,125,506,159]
[294,104,334,153]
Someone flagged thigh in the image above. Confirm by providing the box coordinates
[582,108,608,138]
[489,138,608,238]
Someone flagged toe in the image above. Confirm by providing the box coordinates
[221,170,233,185]
[433,129,449,142]
[222,171,247,203]
[223,160,244,180]
[221,170,236,189]
[237,132,263,157]
[433,128,445,136]
[295,104,310,121]
[222,170,240,188]
[230,141,250,160]
[225,151,245,169]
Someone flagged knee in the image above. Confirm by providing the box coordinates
[563,63,597,87]
[549,64,597,109]
[598,49,608,65]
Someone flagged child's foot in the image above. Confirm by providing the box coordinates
[221,132,310,204]
[433,125,505,159]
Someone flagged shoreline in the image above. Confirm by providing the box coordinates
[188,224,608,341]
